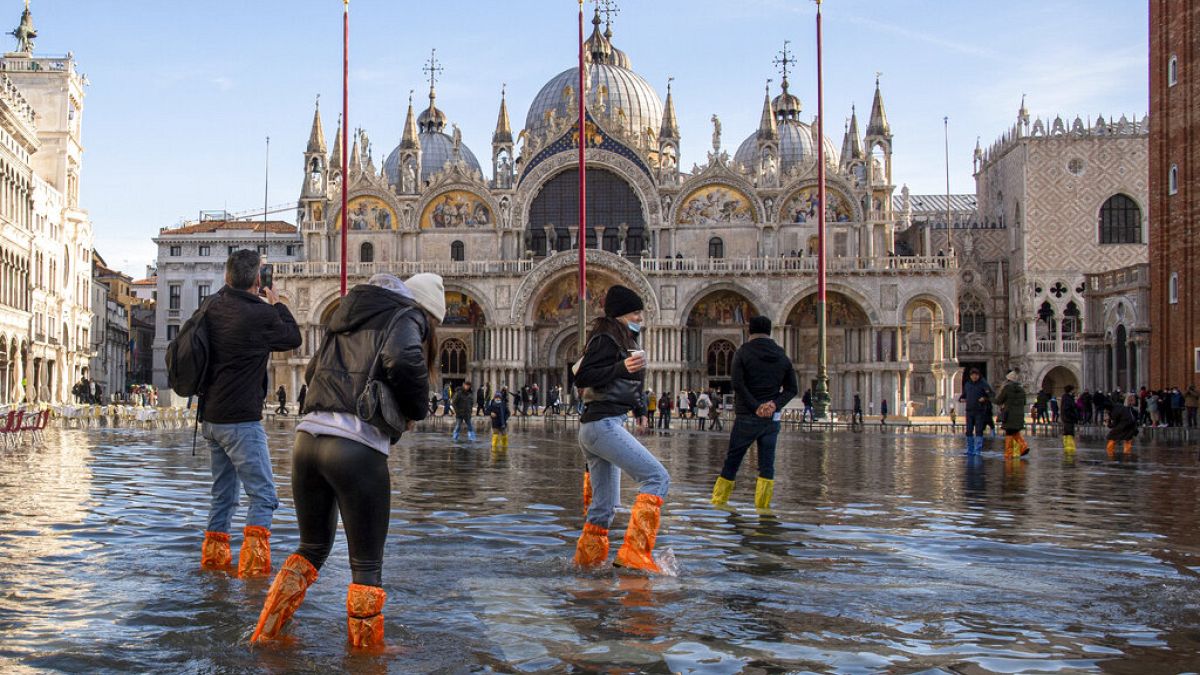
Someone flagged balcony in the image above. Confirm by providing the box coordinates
[1036,339,1081,354]
[641,255,957,275]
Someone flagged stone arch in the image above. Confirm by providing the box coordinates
[415,184,500,230]
[671,172,763,225]
[514,149,660,233]
[1035,364,1080,396]
[525,166,647,255]
[330,186,403,231]
[509,249,658,324]
[442,280,496,327]
[778,284,880,327]
[779,179,862,224]
[899,290,955,324]
[678,284,765,329]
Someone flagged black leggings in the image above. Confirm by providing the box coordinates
[292,432,390,586]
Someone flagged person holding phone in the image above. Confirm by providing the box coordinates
[251,273,442,650]
[571,285,669,573]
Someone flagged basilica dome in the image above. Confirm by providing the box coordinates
[384,131,482,184]
[524,12,662,145]
[734,81,839,174]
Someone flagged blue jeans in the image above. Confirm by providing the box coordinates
[452,417,476,440]
[203,421,278,533]
[965,411,988,437]
[578,415,669,529]
[720,414,781,480]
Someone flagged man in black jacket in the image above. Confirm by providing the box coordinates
[710,315,798,510]
[199,249,302,578]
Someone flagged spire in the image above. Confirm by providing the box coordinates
[419,48,448,133]
[492,85,512,144]
[306,96,327,154]
[659,77,680,141]
[349,128,361,172]
[756,80,777,141]
[10,0,35,54]
[401,90,420,150]
[841,104,863,160]
[866,74,890,137]
[329,113,343,169]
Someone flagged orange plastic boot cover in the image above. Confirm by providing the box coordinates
[238,525,272,578]
[574,523,610,568]
[250,554,319,643]
[201,531,232,569]
[1123,441,1133,454]
[1106,440,1117,455]
[346,584,386,649]
[582,472,593,517]
[615,494,663,573]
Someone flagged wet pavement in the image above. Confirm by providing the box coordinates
[1,420,1199,673]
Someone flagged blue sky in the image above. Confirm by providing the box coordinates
[20,1,1148,277]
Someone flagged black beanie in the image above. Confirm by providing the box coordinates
[604,285,643,318]
[749,315,772,335]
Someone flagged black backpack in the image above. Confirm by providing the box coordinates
[166,297,214,397]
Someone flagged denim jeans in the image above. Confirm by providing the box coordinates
[720,414,781,481]
[964,411,988,437]
[203,421,278,533]
[452,417,476,440]
[578,415,669,529]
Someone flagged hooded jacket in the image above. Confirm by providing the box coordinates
[302,284,431,429]
[994,380,1027,431]
[202,286,302,423]
[960,377,995,414]
[731,336,799,417]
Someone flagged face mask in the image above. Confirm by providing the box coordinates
[626,321,642,333]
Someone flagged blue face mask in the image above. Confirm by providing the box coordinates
[626,321,642,333]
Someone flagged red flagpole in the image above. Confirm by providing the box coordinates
[340,0,350,297]
[813,0,831,418]
[576,0,587,352]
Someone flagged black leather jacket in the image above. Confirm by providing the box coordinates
[574,330,646,423]
[303,284,431,425]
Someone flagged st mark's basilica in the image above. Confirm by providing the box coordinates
[271,10,961,415]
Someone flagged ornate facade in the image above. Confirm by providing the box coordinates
[0,4,94,405]
[272,11,960,416]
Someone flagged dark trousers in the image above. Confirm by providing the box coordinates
[1062,421,1076,436]
[658,411,671,429]
[720,415,781,481]
[1189,407,1198,428]
[292,432,391,587]
[965,411,988,437]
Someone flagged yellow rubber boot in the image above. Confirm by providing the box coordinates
[754,477,775,510]
[201,531,232,570]
[238,525,272,578]
[501,433,509,449]
[582,471,593,517]
[346,584,386,650]
[573,523,610,568]
[491,432,499,451]
[614,494,663,574]
[251,553,319,643]
[710,476,734,506]
[1063,435,1076,453]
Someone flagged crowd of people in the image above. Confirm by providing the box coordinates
[71,377,158,406]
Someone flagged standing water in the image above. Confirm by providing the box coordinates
[1,422,1199,673]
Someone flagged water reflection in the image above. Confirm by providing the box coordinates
[0,426,1197,672]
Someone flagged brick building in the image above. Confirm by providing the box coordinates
[1149,1,1199,387]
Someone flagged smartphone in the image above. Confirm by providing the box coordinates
[259,264,274,292]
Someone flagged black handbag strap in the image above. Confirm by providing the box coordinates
[366,306,415,383]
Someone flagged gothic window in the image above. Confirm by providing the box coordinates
[451,240,465,261]
[439,338,468,378]
[1098,194,1141,244]
[706,340,736,378]
[1036,301,1056,340]
[708,236,724,259]
[959,296,986,333]
[360,242,374,263]
[1062,301,1081,340]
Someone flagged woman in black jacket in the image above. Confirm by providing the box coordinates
[572,285,669,574]
[1106,393,1138,456]
[252,273,443,650]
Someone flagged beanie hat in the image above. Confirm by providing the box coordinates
[405,273,446,323]
[748,315,772,335]
[604,285,643,318]
[1005,370,1019,382]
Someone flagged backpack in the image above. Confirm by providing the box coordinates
[166,298,214,397]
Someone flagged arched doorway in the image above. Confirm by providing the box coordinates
[1040,366,1078,397]
[685,289,758,390]
[442,288,487,388]
[439,337,468,390]
[706,339,736,394]
[786,291,871,410]
[528,270,623,397]
[527,168,645,257]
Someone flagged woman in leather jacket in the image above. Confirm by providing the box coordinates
[572,285,670,574]
[251,273,444,650]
